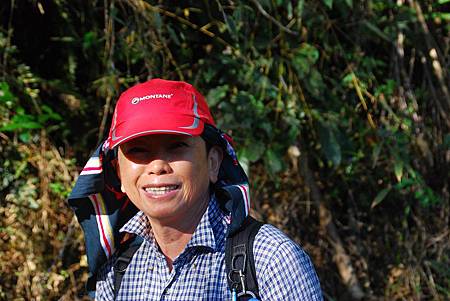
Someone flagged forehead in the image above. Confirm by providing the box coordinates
[120,134,201,147]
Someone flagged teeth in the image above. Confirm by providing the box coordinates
[144,185,178,195]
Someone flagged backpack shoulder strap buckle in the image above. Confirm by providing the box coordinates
[225,216,264,300]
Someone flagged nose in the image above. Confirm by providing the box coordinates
[145,158,173,175]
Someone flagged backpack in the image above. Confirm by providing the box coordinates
[113,216,264,301]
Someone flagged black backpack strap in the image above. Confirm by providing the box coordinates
[113,235,144,299]
[226,216,264,300]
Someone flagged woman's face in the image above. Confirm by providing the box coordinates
[117,134,222,227]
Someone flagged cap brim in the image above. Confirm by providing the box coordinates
[109,113,205,148]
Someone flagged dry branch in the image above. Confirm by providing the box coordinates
[249,0,299,36]
[299,146,366,300]
[409,0,450,112]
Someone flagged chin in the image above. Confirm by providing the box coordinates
[141,204,183,221]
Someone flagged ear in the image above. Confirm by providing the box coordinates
[208,146,223,184]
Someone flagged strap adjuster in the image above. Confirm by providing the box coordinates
[114,256,131,273]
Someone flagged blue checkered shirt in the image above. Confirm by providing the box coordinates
[95,197,323,300]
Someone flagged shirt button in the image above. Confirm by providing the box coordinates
[148,266,153,271]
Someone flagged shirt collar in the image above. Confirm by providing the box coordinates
[185,195,226,251]
[119,195,227,251]
[120,210,154,241]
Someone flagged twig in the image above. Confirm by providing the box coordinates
[1,0,15,79]
[409,0,450,110]
[98,94,112,144]
[422,54,450,128]
[158,33,185,80]
[393,9,421,124]
[57,215,78,263]
[249,0,299,36]
[126,0,235,51]
[299,146,366,300]
[0,132,10,141]
[50,142,71,182]
[98,0,116,143]
[351,73,377,129]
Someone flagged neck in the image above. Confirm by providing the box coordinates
[148,197,210,271]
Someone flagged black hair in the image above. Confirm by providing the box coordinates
[200,124,223,152]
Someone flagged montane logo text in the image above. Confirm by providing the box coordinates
[131,93,174,104]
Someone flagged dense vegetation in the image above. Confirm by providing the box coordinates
[1,0,449,300]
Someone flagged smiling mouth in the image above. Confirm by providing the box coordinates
[143,185,180,195]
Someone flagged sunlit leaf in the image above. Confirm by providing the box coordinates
[0,121,42,131]
[0,82,14,103]
[296,0,305,18]
[19,132,31,143]
[394,160,404,182]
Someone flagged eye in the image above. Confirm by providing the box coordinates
[169,141,189,150]
[126,146,147,154]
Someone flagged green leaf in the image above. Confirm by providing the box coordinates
[323,0,333,9]
[227,17,239,40]
[363,20,392,42]
[0,82,14,103]
[372,142,383,168]
[299,43,320,64]
[265,148,283,174]
[293,43,319,76]
[443,134,450,148]
[394,160,404,182]
[371,187,392,209]
[0,121,42,131]
[342,72,355,88]
[318,122,342,166]
[394,178,415,189]
[28,198,40,210]
[207,85,229,107]
[345,0,353,8]
[259,122,272,136]
[296,0,305,18]
[259,0,272,9]
[152,11,162,29]
[432,12,450,21]
[304,68,325,97]
[167,26,181,45]
[238,155,250,177]
[82,31,97,50]
[42,105,63,121]
[241,140,266,162]
[19,132,31,143]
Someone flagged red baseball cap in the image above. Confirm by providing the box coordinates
[105,79,215,149]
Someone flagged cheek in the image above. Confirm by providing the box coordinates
[117,160,141,192]
[179,161,209,200]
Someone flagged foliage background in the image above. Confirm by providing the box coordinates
[0,0,449,300]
